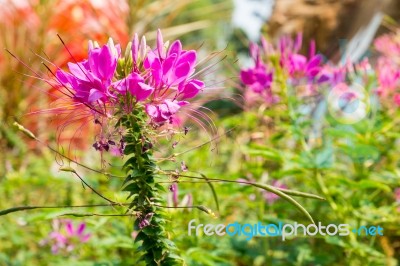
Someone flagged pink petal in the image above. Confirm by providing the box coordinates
[88,89,104,102]
[157,29,164,58]
[65,221,74,236]
[132,33,139,62]
[168,40,182,57]
[77,223,86,235]
[177,50,196,67]
[68,62,90,82]
[174,62,191,83]
[180,79,204,99]
[136,82,154,101]
[240,69,255,85]
[145,104,159,119]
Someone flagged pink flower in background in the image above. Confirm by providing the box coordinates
[240,64,273,94]
[395,188,400,212]
[278,33,303,58]
[286,53,323,81]
[240,33,326,104]
[376,57,400,96]
[43,219,91,254]
[240,41,277,103]
[279,37,324,83]
[263,180,287,204]
[394,94,400,106]
[318,64,346,86]
[374,33,400,57]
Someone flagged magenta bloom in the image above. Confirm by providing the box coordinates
[240,64,273,94]
[318,64,347,86]
[45,219,91,254]
[56,39,120,105]
[145,100,188,124]
[240,42,277,103]
[113,72,154,101]
[51,30,208,156]
[138,31,204,124]
[286,53,323,80]
[275,34,325,85]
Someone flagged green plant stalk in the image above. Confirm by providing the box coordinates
[120,112,181,266]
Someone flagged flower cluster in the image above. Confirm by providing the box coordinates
[240,33,326,104]
[239,32,400,111]
[41,219,91,254]
[374,32,400,106]
[56,30,204,125]
[54,30,205,155]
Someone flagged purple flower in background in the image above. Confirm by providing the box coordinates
[240,63,273,94]
[286,53,323,81]
[318,64,347,86]
[240,41,277,103]
[43,219,91,254]
[275,34,326,86]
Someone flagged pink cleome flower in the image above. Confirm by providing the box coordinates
[43,219,91,254]
[240,33,326,104]
[240,43,275,103]
[263,180,287,204]
[52,30,207,156]
[55,30,204,126]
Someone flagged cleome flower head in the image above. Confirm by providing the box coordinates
[55,30,204,123]
[41,219,91,254]
[240,33,326,105]
[52,30,206,155]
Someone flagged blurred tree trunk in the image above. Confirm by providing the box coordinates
[266,0,398,61]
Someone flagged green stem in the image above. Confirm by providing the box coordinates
[121,113,181,266]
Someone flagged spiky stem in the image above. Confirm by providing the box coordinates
[120,110,181,265]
